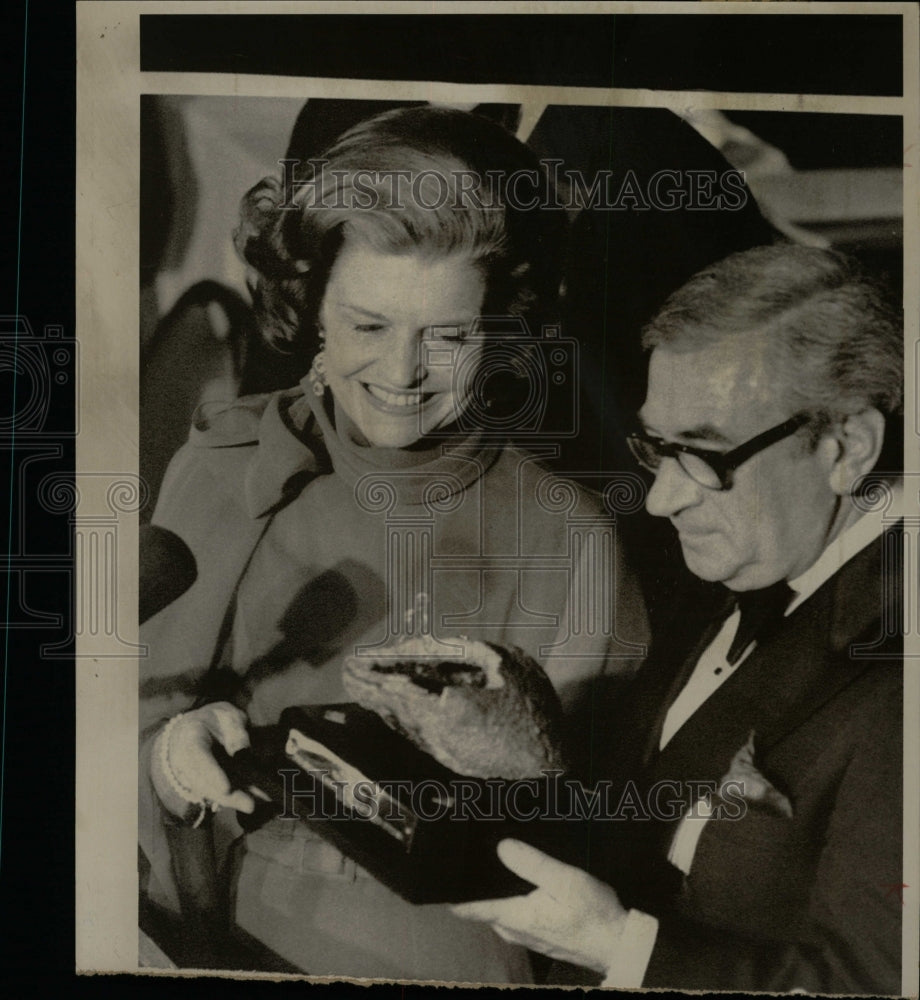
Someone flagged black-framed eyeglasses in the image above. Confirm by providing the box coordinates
[626,412,812,491]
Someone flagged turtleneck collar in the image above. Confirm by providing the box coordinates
[242,377,503,517]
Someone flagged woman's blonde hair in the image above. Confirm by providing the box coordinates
[234,106,565,356]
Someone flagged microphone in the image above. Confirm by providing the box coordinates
[140,524,197,624]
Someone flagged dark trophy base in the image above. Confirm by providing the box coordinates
[217,703,595,905]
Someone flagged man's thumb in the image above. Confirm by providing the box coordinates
[496,839,574,899]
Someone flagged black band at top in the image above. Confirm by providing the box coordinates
[139,13,903,97]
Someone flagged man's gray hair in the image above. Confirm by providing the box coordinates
[641,243,903,428]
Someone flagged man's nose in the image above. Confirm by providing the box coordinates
[384,332,427,388]
[645,457,702,518]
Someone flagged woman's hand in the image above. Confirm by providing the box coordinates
[150,702,265,821]
[450,839,628,974]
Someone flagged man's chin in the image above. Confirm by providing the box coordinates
[679,542,735,586]
[682,551,770,591]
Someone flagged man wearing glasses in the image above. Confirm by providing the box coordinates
[454,244,904,995]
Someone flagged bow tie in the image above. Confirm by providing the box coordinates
[725,581,795,666]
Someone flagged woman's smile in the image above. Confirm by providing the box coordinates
[361,382,435,411]
[319,238,486,448]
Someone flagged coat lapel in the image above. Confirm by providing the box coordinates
[644,527,898,789]
[600,584,732,780]
[638,611,729,767]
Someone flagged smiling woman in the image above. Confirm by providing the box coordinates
[138,106,649,981]
[318,243,486,448]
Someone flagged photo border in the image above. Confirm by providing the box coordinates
[74,3,920,992]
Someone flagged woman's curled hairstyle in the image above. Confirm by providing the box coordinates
[234,106,566,357]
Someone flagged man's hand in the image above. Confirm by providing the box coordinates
[450,839,628,973]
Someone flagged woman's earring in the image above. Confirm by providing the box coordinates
[307,349,328,397]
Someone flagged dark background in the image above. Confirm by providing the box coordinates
[0,2,905,996]
[139,12,903,95]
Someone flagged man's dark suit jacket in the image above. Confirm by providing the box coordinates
[589,525,903,995]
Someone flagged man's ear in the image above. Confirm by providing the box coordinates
[828,408,886,495]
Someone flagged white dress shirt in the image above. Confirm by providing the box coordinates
[600,490,900,988]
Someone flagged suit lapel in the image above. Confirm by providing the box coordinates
[604,585,733,777]
[644,527,897,789]
[638,611,729,767]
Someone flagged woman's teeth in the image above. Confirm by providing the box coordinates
[365,384,427,407]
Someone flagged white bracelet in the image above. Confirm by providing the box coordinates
[156,713,218,828]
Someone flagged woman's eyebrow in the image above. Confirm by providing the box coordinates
[336,301,390,321]
[424,322,472,334]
